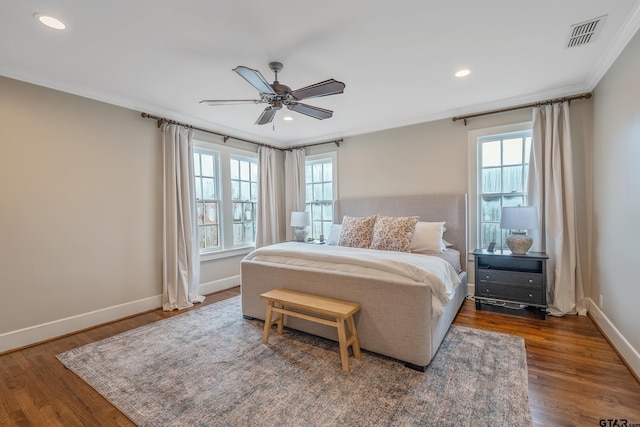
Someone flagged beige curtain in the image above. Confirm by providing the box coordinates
[528,102,585,316]
[284,148,306,241]
[161,123,205,311]
[255,146,281,247]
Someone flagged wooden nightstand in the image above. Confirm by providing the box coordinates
[473,249,548,319]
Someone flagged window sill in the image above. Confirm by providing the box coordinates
[200,246,255,262]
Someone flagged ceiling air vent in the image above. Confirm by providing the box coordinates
[566,15,607,48]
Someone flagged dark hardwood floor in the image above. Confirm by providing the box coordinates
[1,287,639,426]
[455,299,640,427]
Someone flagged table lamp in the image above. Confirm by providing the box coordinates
[290,211,311,242]
[500,206,538,254]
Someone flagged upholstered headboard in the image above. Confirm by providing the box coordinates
[334,194,468,271]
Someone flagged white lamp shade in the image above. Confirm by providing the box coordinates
[500,206,538,230]
[290,211,311,227]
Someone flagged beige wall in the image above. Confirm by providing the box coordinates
[338,110,530,199]
[592,29,640,355]
[0,77,243,350]
[0,76,160,334]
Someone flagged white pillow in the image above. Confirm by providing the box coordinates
[410,221,446,253]
[326,224,342,245]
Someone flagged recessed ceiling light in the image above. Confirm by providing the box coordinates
[455,69,471,78]
[283,115,293,121]
[34,13,66,30]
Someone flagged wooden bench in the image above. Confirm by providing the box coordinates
[260,288,362,372]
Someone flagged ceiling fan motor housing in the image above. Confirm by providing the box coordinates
[270,82,292,96]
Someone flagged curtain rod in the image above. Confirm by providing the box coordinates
[140,112,342,151]
[451,92,593,125]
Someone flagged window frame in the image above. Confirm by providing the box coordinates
[467,122,532,254]
[305,152,338,240]
[477,130,532,250]
[193,140,258,261]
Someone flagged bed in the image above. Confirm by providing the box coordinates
[241,193,468,370]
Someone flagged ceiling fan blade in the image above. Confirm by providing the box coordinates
[287,102,333,120]
[255,106,278,125]
[233,66,275,95]
[290,79,345,100]
[199,99,262,106]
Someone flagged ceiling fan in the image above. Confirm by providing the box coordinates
[200,62,345,125]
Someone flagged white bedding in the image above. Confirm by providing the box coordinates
[244,242,461,317]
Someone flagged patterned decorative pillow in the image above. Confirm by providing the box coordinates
[370,215,420,252]
[338,215,377,248]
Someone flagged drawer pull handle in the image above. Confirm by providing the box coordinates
[486,289,490,293]
[486,275,490,279]
[528,293,533,298]
[528,279,533,283]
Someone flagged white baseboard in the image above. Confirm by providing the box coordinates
[587,298,640,379]
[0,275,240,354]
[467,283,475,296]
[0,294,162,354]
[199,275,240,296]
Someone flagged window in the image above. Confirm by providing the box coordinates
[194,142,258,258]
[230,156,258,245]
[305,153,337,239]
[477,130,532,250]
[194,150,220,250]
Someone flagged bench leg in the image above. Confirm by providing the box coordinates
[262,302,274,344]
[263,302,285,344]
[347,315,361,360]
[275,304,284,335]
[336,318,350,372]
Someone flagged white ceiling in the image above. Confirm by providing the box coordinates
[2,1,640,147]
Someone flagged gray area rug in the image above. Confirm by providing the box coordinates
[57,296,532,426]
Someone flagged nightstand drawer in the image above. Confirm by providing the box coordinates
[476,282,545,305]
[477,269,543,287]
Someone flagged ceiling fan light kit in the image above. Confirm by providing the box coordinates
[200,61,345,125]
